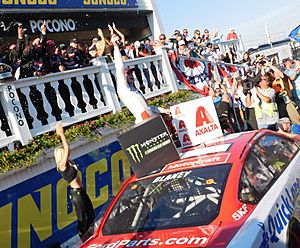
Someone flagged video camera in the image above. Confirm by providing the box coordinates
[242,75,260,95]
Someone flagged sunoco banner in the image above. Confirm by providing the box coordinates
[0,0,137,9]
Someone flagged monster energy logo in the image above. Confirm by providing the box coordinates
[126,144,144,163]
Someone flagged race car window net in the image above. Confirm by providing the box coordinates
[239,134,299,204]
[102,164,231,235]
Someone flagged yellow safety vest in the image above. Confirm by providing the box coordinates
[254,88,277,118]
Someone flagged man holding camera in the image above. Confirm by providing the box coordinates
[246,73,279,129]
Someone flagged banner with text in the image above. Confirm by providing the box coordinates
[0,141,131,248]
[0,0,138,9]
[171,97,223,148]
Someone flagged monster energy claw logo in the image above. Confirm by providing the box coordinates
[126,144,144,163]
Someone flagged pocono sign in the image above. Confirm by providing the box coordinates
[171,97,222,148]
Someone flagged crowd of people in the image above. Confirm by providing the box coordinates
[0,24,240,79]
[1,21,300,138]
[205,54,300,138]
[157,27,238,63]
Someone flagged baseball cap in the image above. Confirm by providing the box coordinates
[277,117,291,124]
[178,40,185,46]
[46,40,56,48]
[92,37,99,43]
[70,38,78,44]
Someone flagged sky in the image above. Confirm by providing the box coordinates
[155,0,300,49]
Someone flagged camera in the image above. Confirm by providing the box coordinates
[242,80,253,95]
[242,80,253,91]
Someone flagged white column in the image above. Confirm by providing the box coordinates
[1,84,32,146]
[147,0,165,41]
[92,57,121,113]
[155,47,179,93]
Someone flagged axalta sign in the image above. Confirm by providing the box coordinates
[171,97,223,148]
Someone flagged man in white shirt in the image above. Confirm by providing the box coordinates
[246,74,279,128]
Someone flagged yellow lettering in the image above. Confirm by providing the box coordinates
[0,204,12,248]
[56,178,78,230]
[4,0,57,4]
[2,0,13,4]
[111,150,131,195]
[86,159,108,209]
[82,0,126,5]
[18,185,52,247]
[14,0,27,4]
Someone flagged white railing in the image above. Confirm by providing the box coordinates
[213,36,244,61]
[0,47,179,149]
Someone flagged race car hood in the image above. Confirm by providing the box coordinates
[81,225,220,248]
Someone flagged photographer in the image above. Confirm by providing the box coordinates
[265,60,300,125]
[246,72,279,129]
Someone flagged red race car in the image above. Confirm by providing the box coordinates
[81,129,300,248]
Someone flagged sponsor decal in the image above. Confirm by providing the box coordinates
[178,120,187,132]
[126,144,143,163]
[118,116,179,178]
[195,106,219,136]
[162,153,230,172]
[125,131,171,164]
[87,236,208,248]
[258,177,300,245]
[257,222,269,248]
[171,97,222,148]
[182,133,192,147]
[232,204,248,221]
[152,171,192,183]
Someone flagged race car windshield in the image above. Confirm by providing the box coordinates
[102,164,231,235]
